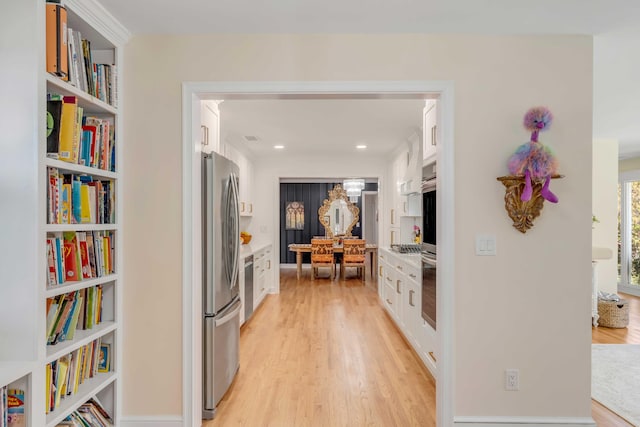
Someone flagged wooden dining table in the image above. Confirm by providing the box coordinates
[288,243,378,280]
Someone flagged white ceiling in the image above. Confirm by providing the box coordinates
[97,0,640,159]
[100,0,640,35]
[218,98,427,157]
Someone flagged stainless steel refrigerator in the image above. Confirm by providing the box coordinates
[202,152,241,419]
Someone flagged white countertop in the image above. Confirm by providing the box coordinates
[240,240,272,258]
[381,247,422,266]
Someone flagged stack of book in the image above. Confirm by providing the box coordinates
[46,286,103,346]
[56,398,113,427]
[47,96,115,171]
[46,231,114,287]
[47,168,115,225]
[46,3,117,108]
[46,339,110,415]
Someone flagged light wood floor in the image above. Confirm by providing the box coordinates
[204,268,436,427]
[591,292,640,427]
[204,270,640,426]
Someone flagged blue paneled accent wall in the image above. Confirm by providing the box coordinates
[279,182,377,263]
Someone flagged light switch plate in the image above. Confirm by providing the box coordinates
[476,234,497,256]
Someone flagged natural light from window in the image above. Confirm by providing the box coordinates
[618,174,640,290]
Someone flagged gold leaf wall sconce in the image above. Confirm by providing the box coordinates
[497,174,563,233]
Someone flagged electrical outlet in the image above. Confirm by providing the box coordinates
[505,369,519,391]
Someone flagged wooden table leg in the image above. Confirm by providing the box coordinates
[296,251,302,279]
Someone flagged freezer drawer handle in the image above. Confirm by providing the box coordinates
[215,300,242,327]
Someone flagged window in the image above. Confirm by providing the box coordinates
[618,170,640,291]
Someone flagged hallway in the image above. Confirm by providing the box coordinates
[204,268,436,426]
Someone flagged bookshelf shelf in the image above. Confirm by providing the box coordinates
[46,74,117,115]
[0,362,36,390]
[45,371,117,427]
[45,223,118,232]
[45,274,118,298]
[44,158,118,179]
[45,321,117,364]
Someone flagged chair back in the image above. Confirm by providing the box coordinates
[311,238,334,263]
[343,239,366,264]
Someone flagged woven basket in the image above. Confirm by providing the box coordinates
[598,299,629,328]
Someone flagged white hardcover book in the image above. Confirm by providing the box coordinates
[66,28,77,88]
[74,30,88,93]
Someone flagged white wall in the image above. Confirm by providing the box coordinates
[0,0,41,361]
[123,34,593,420]
[592,139,619,293]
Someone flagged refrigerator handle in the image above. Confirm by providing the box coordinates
[215,299,242,327]
[228,171,240,289]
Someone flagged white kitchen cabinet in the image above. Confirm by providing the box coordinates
[423,100,438,165]
[399,132,421,195]
[378,249,436,376]
[386,133,421,246]
[221,144,254,216]
[237,154,254,216]
[252,245,272,309]
[418,317,438,375]
[400,260,421,345]
[201,101,221,155]
[383,268,398,320]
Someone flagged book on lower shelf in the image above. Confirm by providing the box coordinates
[55,397,113,427]
[46,338,111,416]
[46,231,115,288]
[0,387,25,427]
[46,285,105,345]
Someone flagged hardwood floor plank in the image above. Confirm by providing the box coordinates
[591,292,639,427]
[204,269,436,427]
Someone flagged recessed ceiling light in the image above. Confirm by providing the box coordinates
[274,145,285,150]
[356,145,367,149]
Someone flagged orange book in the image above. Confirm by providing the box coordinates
[62,231,81,281]
[45,3,68,80]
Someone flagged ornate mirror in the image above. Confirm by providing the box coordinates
[318,184,360,238]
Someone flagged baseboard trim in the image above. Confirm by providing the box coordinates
[454,416,596,426]
[120,416,183,427]
[619,284,640,297]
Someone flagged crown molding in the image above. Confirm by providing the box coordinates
[65,0,130,46]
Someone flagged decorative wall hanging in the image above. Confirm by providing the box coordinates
[498,106,563,233]
[286,201,305,230]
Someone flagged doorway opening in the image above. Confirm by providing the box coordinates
[182,81,455,427]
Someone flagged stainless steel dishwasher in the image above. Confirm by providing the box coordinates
[244,255,254,322]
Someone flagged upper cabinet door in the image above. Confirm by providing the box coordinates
[201,101,221,155]
[423,100,438,165]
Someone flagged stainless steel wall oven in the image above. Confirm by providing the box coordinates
[421,254,436,330]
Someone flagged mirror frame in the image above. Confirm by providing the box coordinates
[318,184,360,238]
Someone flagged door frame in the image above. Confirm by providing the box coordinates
[182,81,455,427]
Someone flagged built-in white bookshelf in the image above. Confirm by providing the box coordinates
[0,1,128,426]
